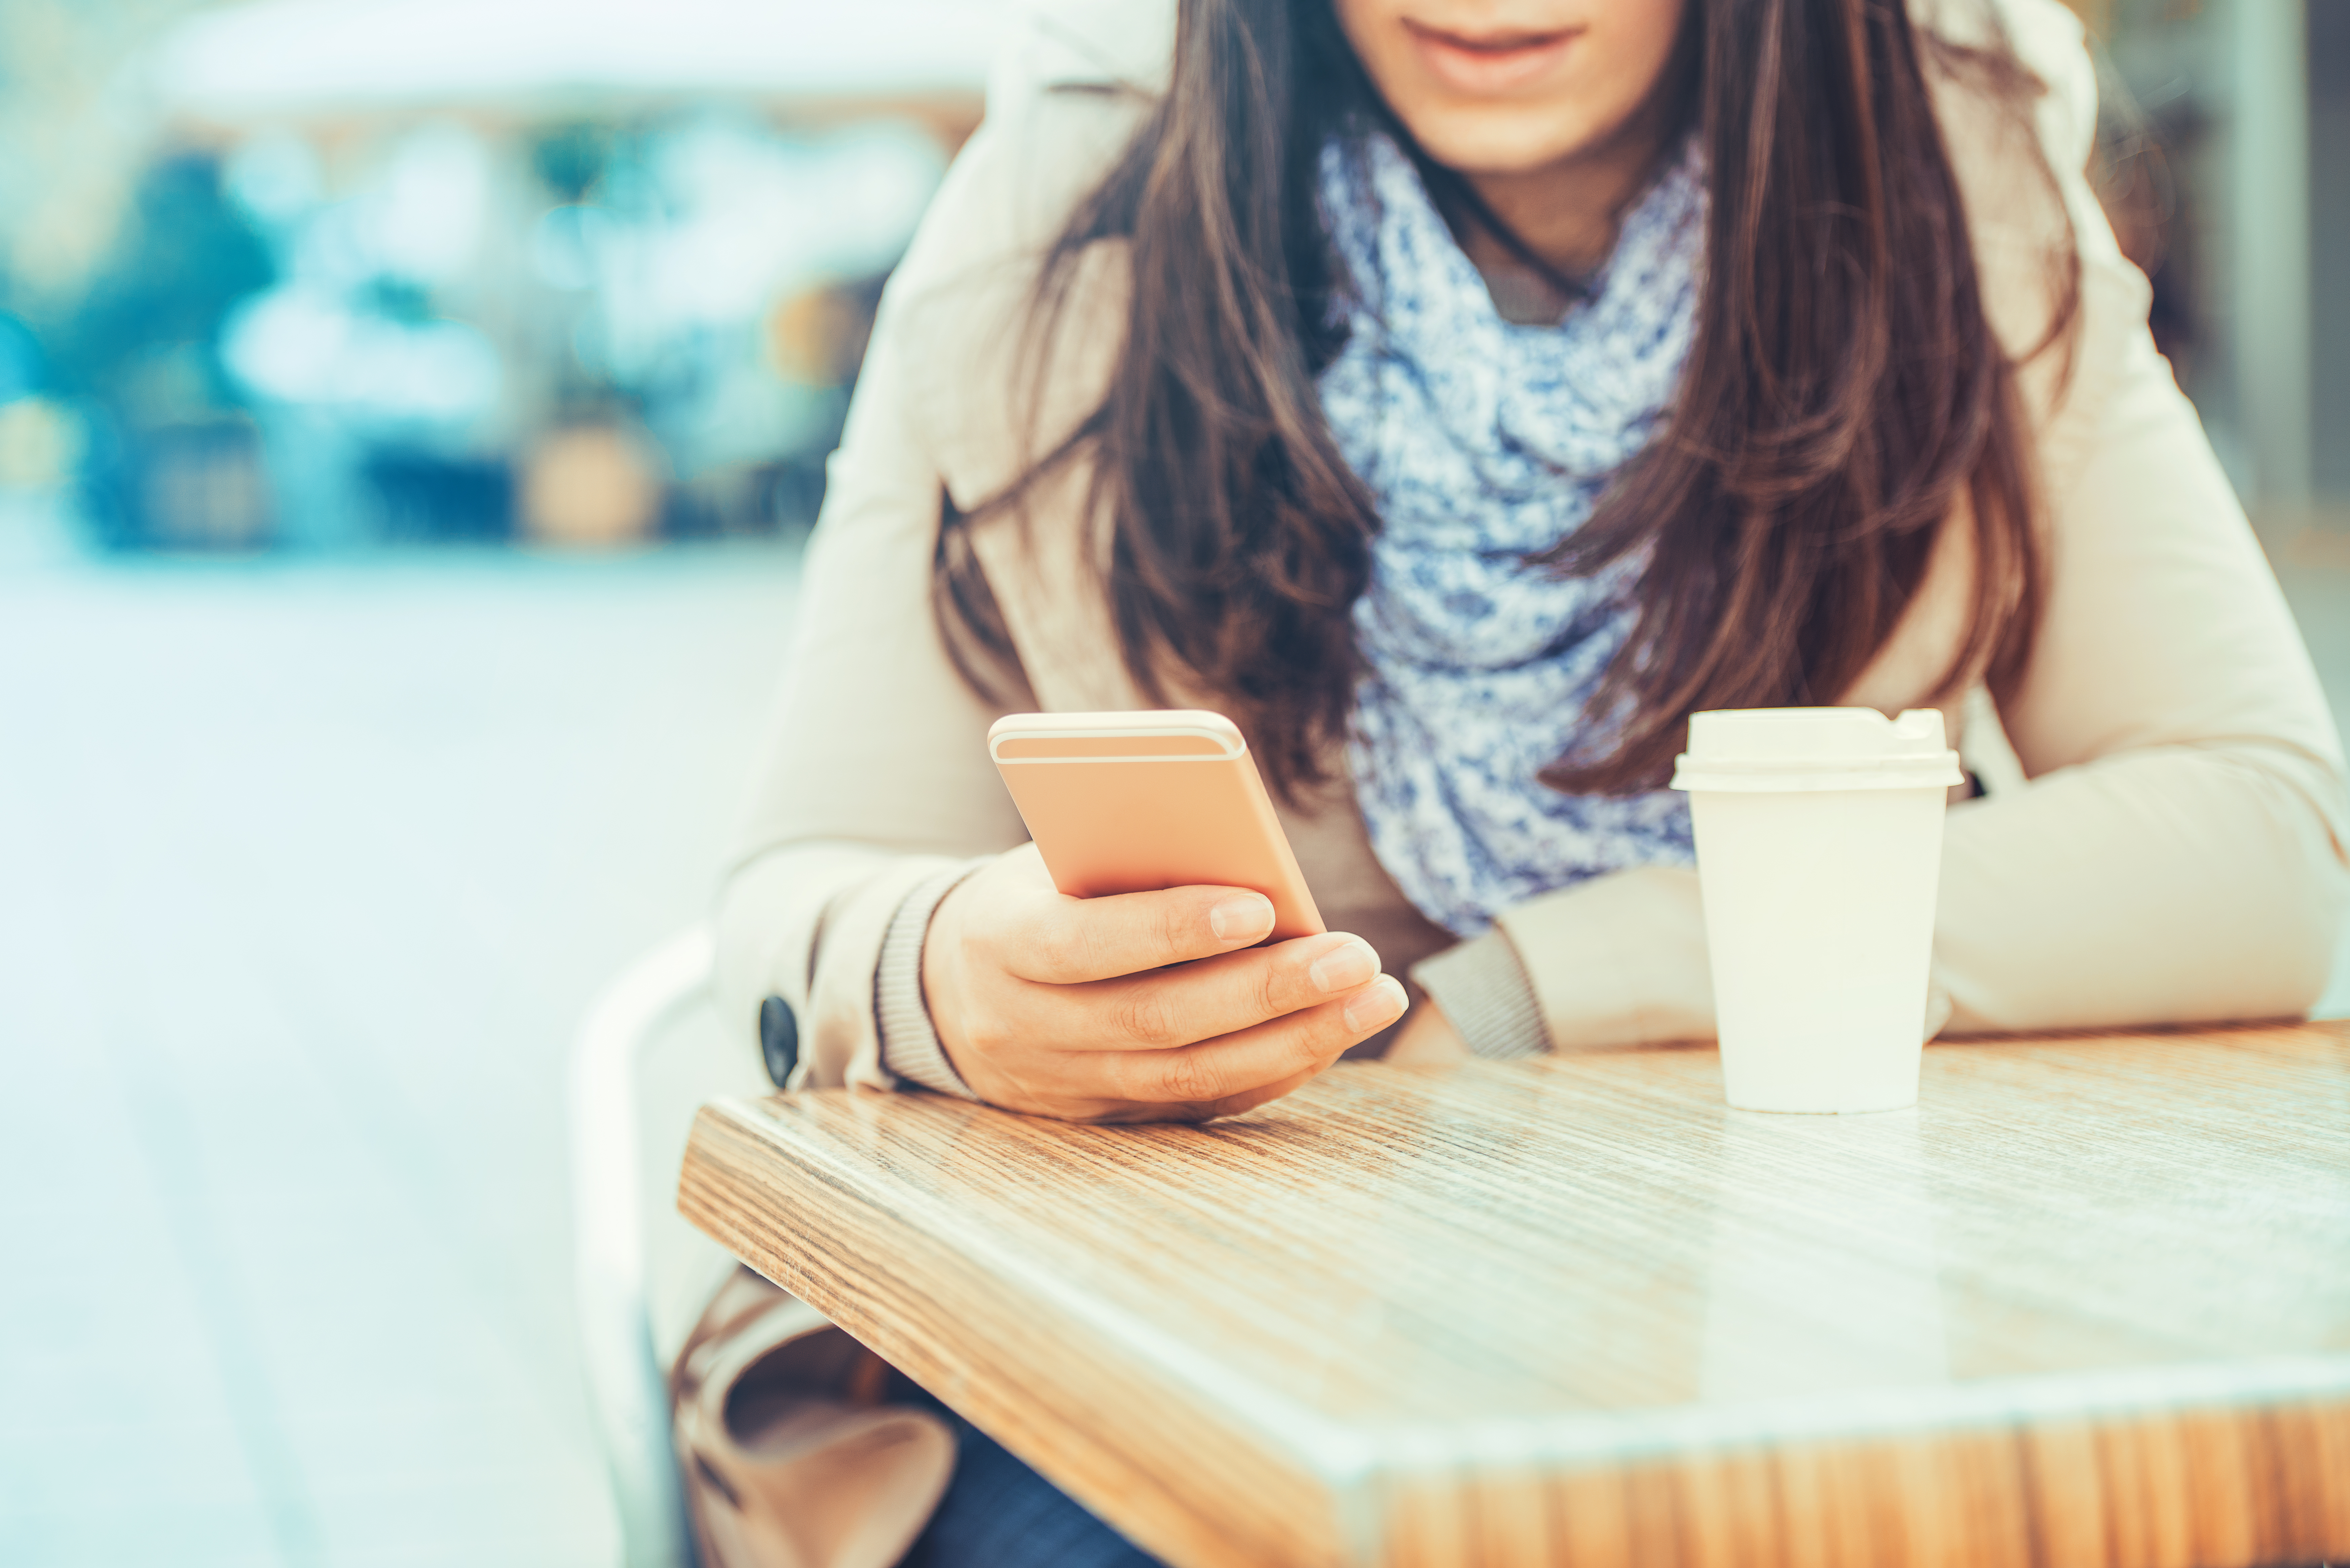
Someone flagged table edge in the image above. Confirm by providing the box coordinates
[677,1045,2350,1567]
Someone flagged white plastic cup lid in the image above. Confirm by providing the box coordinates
[1669,706,1964,793]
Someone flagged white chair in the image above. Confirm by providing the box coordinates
[569,924,776,1568]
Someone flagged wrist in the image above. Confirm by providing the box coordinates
[919,884,967,1053]
[1408,929,1547,1061]
[917,868,1005,1097]
[880,863,987,1098]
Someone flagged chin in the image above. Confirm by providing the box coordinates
[1408,113,1599,178]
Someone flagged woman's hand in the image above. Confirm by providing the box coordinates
[922,844,1408,1121]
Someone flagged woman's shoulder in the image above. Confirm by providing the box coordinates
[1916,0,2116,288]
[1919,0,2151,492]
[876,0,1172,505]
[1916,0,2097,174]
[892,0,1171,306]
[985,0,1174,109]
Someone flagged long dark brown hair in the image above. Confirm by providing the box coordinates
[937,0,2078,799]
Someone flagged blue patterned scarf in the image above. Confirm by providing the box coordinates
[1318,132,1705,938]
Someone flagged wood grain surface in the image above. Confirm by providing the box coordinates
[677,1023,2350,1568]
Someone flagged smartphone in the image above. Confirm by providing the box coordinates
[988,710,1325,942]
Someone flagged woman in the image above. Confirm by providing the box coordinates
[689,0,2348,1559]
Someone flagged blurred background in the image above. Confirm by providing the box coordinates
[0,0,2343,1563]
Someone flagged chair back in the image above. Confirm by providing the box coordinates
[569,924,772,1568]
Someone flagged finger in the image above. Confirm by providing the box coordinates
[1082,1063,1330,1124]
[1081,976,1408,1106]
[1003,882,1277,985]
[1067,931,1385,1050]
[1192,1062,1333,1120]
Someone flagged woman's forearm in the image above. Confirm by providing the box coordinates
[1935,743,2347,1032]
[715,840,976,1092]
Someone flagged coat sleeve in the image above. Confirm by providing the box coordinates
[711,8,1172,1088]
[1930,333,2348,1030]
[711,210,1031,1093]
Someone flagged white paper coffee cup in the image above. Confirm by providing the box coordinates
[1670,707,1962,1113]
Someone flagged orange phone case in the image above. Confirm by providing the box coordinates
[989,710,1326,942]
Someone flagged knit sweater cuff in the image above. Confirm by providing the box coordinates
[1409,928,1548,1061]
[874,861,990,1099]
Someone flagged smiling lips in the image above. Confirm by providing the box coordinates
[1402,18,1582,94]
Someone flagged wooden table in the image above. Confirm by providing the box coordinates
[678,1024,2350,1568]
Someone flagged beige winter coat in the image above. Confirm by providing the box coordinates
[711,0,2349,1103]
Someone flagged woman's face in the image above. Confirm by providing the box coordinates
[1331,0,1690,176]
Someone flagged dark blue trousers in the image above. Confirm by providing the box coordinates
[897,1396,1164,1568]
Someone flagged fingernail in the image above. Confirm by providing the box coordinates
[1309,939,1378,994]
[1208,894,1274,942]
[1343,975,1407,1033]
